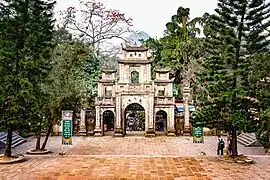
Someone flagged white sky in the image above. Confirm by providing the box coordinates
[55,0,217,38]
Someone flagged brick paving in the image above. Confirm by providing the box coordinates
[1,135,266,156]
[0,136,269,180]
[0,155,270,180]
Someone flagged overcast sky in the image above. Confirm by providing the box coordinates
[55,0,217,38]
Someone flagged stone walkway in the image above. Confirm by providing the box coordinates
[3,135,266,156]
[0,136,269,180]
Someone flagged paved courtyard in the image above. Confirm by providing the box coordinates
[0,135,269,180]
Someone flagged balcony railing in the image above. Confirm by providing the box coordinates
[95,97,116,105]
[154,97,174,105]
[116,83,154,92]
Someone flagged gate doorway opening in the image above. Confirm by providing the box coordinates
[155,110,167,135]
[124,103,145,136]
[103,110,114,136]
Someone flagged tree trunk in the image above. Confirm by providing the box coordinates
[4,128,13,157]
[231,127,238,156]
[35,127,41,150]
[41,122,53,150]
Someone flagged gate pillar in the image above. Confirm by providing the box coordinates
[146,94,155,137]
[167,105,176,136]
[114,94,123,137]
[94,106,102,136]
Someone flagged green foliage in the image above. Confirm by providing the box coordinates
[0,0,56,153]
[256,108,270,149]
[44,38,101,124]
[249,53,270,149]
[146,6,204,98]
[194,0,270,155]
[0,0,56,133]
[82,52,101,108]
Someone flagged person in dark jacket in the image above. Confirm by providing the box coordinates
[217,135,225,156]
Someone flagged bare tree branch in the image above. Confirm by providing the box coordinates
[59,0,132,52]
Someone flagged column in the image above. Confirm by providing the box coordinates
[168,83,173,96]
[94,106,102,136]
[79,108,87,135]
[119,64,124,83]
[146,95,155,137]
[167,106,176,136]
[145,109,149,131]
[52,123,59,136]
[183,87,190,128]
[146,64,151,82]
[183,86,191,135]
[114,94,123,137]
[116,95,121,128]
[149,96,154,129]
[97,82,101,97]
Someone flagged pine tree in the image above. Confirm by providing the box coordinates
[249,53,270,151]
[26,0,56,151]
[195,0,270,156]
[0,0,55,156]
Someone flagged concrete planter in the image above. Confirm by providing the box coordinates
[0,154,25,164]
[26,149,51,155]
[220,155,253,164]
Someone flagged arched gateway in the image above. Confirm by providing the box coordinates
[124,103,145,135]
[94,45,176,137]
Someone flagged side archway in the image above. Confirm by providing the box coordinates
[103,110,114,135]
[155,110,167,133]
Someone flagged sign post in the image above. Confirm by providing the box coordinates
[193,122,204,143]
[62,110,73,145]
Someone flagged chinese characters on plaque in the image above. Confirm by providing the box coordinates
[62,110,73,145]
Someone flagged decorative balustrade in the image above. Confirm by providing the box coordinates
[116,83,154,92]
[154,97,174,105]
[95,97,116,105]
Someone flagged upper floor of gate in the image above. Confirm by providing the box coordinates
[96,44,175,105]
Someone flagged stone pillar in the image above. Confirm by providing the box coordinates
[52,123,59,136]
[58,121,62,135]
[79,108,87,135]
[94,106,102,136]
[146,94,155,137]
[183,87,191,135]
[114,94,123,137]
[167,106,176,136]
[146,64,151,82]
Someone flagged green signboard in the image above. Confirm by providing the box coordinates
[193,125,204,143]
[62,110,73,145]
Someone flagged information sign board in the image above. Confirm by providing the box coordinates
[62,110,73,145]
[193,125,204,143]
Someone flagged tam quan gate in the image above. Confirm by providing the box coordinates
[94,45,177,137]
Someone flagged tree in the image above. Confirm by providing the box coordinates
[195,0,270,156]
[249,53,270,151]
[0,0,56,156]
[40,35,100,138]
[146,7,203,98]
[28,0,56,152]
[60,0,132,54]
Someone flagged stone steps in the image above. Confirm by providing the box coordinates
[0,132,26,148]
[237,133,261,147]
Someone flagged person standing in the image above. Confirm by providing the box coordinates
[228,134,232,155]
[217,135,225,157]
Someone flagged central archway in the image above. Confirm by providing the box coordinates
[124,103,145,136]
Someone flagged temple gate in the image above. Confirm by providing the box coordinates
[94,45,176,137]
